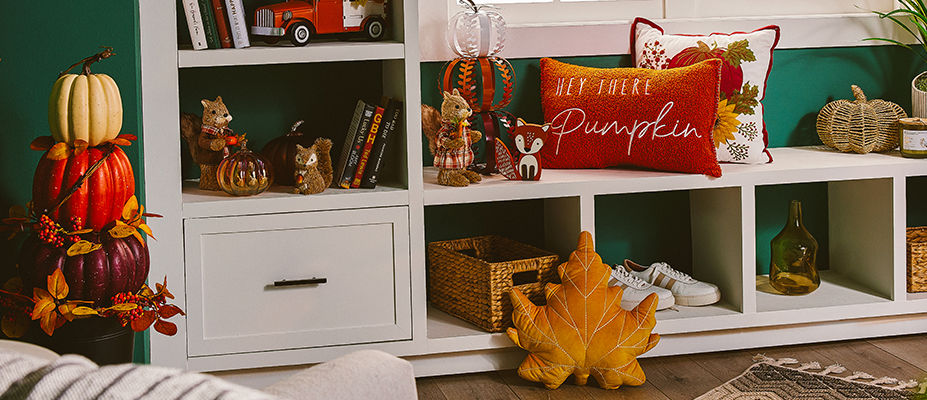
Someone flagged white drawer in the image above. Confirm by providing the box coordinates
[183,207,411,357]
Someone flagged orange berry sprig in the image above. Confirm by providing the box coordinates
[36,215,65,247]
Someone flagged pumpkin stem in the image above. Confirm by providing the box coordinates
[851,85,867,103]
[458,0,479,12]
[59,47,116,77]
[289,120,305,135]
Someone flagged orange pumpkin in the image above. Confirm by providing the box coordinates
[32,145,135,231]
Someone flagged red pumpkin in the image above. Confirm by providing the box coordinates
[261,120,313,186]
[32,146,135,231]
[668,41,743,96]
[18,234,149,305]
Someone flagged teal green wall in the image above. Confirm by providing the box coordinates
[422,46,923,275]
[910,176,927,227]
[0,0,148,363]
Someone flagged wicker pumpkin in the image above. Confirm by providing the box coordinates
[217,141,273,196]
[48,49,123,147]
[817,85,907,153]
[260,120,313,186]
[32,145,135,231]
[446,0,506,58]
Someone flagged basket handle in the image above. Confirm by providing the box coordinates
[512,270,539,286]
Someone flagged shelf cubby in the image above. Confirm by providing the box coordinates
[594,187,745,326]
[177,0,407,68]
[423,197,582,347]
[176,59,409,212]
[906,175,927,300]
[754,178,895,312]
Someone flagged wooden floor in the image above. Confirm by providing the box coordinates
[417,334,927,400]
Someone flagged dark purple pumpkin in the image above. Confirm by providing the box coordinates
[261,120,313,186]
[19,233,150,305]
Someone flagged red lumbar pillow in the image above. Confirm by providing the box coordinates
[631,17,780,164]
[539,57,723,177]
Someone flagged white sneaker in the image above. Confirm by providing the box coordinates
[609,265,675,311]
[623,260,721,306]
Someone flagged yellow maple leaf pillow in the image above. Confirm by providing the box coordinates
[507,231,660,389]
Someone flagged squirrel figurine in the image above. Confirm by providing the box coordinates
[293,138,334,195]
[180,96,242,191]
[422,89,483,187]
[494,118,551,181]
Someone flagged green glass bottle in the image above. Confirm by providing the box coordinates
[769,200,820,295]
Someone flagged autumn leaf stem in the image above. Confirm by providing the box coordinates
[0,288,35,304]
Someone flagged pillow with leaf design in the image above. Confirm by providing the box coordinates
[631,18,780,164]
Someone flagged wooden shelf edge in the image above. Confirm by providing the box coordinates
[182,182,409,218]
[178,41,405,68]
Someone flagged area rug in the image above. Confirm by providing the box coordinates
[695,355,918,399]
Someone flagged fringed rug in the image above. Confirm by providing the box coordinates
[695,355,919,399]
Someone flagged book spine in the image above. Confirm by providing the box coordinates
[338,104,376,189]
[351,106,386,188]
[180,0,208,50]
[224,0,251,48]
[333,100,366,187]
[198,0,221,49]
[361,100,402,188]
[211,0,234,48]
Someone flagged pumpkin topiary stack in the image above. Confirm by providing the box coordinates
[0,49,182,364]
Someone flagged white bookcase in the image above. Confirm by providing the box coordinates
[139,0,927,383]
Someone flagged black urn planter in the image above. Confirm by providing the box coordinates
[24,317,134,365]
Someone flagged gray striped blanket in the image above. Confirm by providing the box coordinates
[0,350,279,399]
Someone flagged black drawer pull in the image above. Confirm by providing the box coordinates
[273,278,327,287]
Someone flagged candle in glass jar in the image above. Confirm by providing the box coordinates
[899,117,927,158]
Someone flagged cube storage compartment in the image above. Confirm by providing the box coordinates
[427,235,559,332]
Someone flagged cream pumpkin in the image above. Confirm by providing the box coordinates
[48,50,123,147]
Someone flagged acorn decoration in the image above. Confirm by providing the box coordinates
[817,85,907,153]
[261,120,314,186]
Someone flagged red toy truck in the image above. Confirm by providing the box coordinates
[251,0,388,46]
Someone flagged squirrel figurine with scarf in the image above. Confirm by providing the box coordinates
[180,96,243,191]
[422,89,483,187]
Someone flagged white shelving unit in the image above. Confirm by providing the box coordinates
[139,1,927,384]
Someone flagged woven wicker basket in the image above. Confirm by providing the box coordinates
[427,235,559,332]
[817,85,907,154]
[907,227,927,292]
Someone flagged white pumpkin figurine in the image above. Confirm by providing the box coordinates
[446,0,507,58]
[48,47,123,147]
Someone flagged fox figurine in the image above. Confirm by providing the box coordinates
[495,118,551,181]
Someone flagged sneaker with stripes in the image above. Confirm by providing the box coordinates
[608,265,675,311]
[622,260,721,306]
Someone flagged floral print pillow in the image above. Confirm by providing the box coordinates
[631,18,780,164]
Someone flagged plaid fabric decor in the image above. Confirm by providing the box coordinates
[201,124,232,138]
[434,121,474,170]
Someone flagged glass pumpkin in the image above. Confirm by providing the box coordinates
[217,141,274,196]
[446,0,506,58]
[261,120,313,186]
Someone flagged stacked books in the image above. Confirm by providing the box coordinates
[333,98,403,189]
[181,0,250,49]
